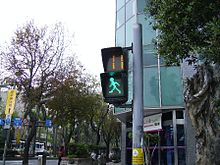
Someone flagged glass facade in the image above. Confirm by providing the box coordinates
[115,0,184,109]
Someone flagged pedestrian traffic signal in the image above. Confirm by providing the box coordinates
[101,47,127,72]
[100,71,128,105]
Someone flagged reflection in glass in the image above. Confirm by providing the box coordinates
[116,26,125,47]
[116,7,125,28]
[117,0,125,10]
[137,0,148,13]
[143,51,157,66]
[177,125,186,164]
[143,67,160,107]
[160,66,184,106]
[126,0,135,21]
[160,125,174,165]
[138,15,156,45]
[126,17,135,47]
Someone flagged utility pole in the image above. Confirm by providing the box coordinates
[132,0,144,164]
[2,82,16,165]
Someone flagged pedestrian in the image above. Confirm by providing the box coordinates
[58,146,65,165]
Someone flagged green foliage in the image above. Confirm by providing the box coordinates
[144,133,160,144]
[146,0,220,65]
[67,143,90,158]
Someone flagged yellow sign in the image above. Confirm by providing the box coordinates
[132,148,144,164]
[5,89,17,115]
[16,128,21,144]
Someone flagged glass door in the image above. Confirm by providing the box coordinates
[160,120,174,165]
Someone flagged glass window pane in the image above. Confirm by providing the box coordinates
[178,148,186,165]
[127,51,133,104]
[162,112,172,121]
[143,44,157,66]
[177,125,185,146]
[116,7,125,28]
[137,0,148,13]
[177,125,186,165]
[117,0,125,10]
[143,52,157,66]
[126,17,135,47]
[116,25,125,47]
[160,125,174,164]
[160,66,184,106]
[143,67,160,107]
[126,0,135,20]
[176,111,184,119]
[138,15,156,45]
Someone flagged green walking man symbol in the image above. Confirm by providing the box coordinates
[109,77,121,94]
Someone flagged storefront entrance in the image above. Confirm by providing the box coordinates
[146,110,186,165]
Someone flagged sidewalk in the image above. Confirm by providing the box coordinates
[106,162,121,165]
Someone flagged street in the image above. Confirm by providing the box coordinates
[0,160,121,165]
[0,159,58,165]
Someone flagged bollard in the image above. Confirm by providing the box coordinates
[38,155,43,165]
[42,152,47,165]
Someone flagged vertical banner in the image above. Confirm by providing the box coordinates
[4,89,17,115]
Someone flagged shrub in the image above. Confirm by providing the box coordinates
[68,143,89,158]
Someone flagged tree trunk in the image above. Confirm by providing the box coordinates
[23,111,37,165]
[22,123,37,165]
[184,64,220,165]
[105,141,110,162]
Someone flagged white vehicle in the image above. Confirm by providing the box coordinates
[11,140,46,155]
[34,142,46,155]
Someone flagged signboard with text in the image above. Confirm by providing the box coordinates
[143,113,162,132]
[4,89,17,115]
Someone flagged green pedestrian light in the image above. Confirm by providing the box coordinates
[100,71,128,105]
[109,77,121,94]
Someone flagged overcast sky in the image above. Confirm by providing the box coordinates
[0,0,115,78]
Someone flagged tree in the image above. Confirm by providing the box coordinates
[0,21,66,165]
[46,56,90,152]
[147,0,220,164]
[102,108,121,162]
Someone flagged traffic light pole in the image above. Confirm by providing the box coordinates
[132,22,144,165]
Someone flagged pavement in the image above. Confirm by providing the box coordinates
[106,162,121,165]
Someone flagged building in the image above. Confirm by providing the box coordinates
[114,0,196,164]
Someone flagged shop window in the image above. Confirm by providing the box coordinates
[176,111,184,119]
[177,125,186,165]
[160,125,174,164]
[162,112,172,121]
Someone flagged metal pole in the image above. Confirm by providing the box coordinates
[1,84,8,165]
[132,22,144,165]
[2,82,16,165]
[2,129,10,165]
